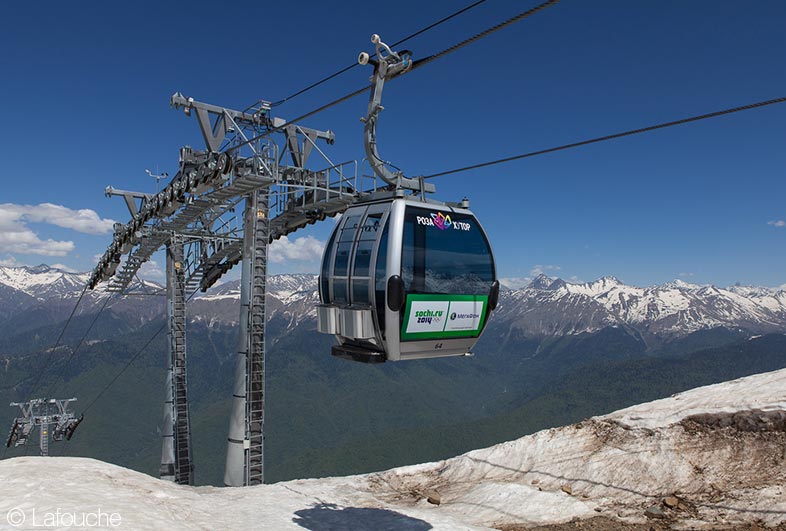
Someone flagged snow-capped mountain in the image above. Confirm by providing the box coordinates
[3,264,786,340]
[189,274,320,330]
[0,264,90,300]
[193,273,317,304]
[0,264,163,325]
[187,272,786,340]
[0,264,163,301]
[2,367,783,530]
[499,274,786,339]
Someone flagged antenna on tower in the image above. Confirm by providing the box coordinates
[6,398,83,456]
[145,168,169,193]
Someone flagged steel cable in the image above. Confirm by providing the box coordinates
[228,0,560,154]
[270,0,488,107]
[421,95,786,179]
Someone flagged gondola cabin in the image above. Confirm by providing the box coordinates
[317,197,499,362]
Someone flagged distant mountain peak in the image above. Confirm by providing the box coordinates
[663,279,702,290]
[529,274,555,290]
[25,264,52,274]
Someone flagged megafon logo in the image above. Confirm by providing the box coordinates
[430,212,452,230]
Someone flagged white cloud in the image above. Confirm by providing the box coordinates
[0,203,115,235]
[50,263,79,273]
[529,264,561,277]
[138,259,164,280]
[269,236,325,264]
[0,203,115,257]
[0,212,74,256]
[679,272,694,278]
[0,256,23,267]
[499,277,531,289]
[768,220,786,228]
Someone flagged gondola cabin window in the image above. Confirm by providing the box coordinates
[401,206,495,296]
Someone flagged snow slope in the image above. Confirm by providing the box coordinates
[1,369,784,530]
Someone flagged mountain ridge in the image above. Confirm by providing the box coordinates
[2,265,786,341]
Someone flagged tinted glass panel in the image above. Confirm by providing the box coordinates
[401,206,494,295]
[334,242,352,276]
[339,215,361,242]
[359,212,383,241]
[353,280,370,304]
[333,278,348,303]
[320,276,330,304]
[353,241,373,277]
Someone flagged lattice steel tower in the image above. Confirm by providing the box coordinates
[88,34,426,486]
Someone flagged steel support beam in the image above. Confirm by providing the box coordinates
[161,236,194,485]
[224,191,268,486]
[246,191,268,485]
[159,241,176,480]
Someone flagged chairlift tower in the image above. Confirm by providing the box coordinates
[6,398,83,456]
[88,35,433,486]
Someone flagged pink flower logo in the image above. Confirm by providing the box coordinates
[430,212,452,230]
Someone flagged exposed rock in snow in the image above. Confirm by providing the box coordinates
[1,368,784,530]
[367,368,786,529]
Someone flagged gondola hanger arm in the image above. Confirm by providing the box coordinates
[359,34,436,194]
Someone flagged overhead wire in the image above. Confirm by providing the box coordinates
[78,323,165,416]
[421,95,786,179]
[80,290,197,415]
[412,0,559,70]
[22,282,166,456]
[227,0,561,155]
[54,292,168,457]
[269,0,488,107]
[5,289,126,457]
[3,284,87,459]
[23,283,90,398]
[43,293,116,399]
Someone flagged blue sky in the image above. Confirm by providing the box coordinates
[1,1,785,288]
